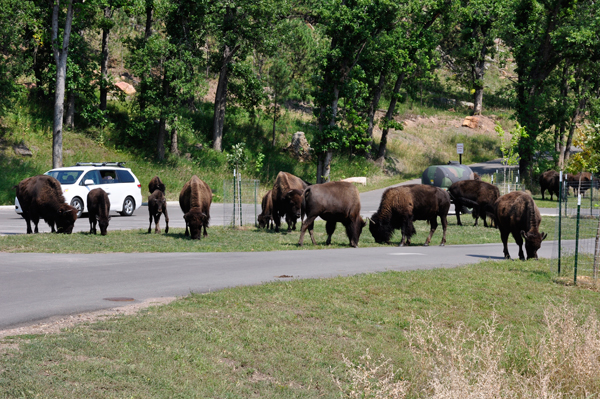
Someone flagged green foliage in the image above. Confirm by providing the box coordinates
[495,122,526,167]
[225,142,248,172]
[570,124,600,174]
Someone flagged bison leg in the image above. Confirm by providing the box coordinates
[325,220,337,245]
[163,207,169,234]
[439,214,448,246]
[32,215,40,234]
[148,211,153,234]
[24,215,33,234]
[501,230,511,259]
[273,209,282,233]
[298,216,317,246]
[184,222,189,237]
[513,232,525,261]
[424,217,438,246]
[455,202,463,226]
[153,213,161,234]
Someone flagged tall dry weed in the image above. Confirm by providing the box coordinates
[336,302,600,398]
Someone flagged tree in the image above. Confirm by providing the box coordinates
[502,0,600,183]
[439,0,504,115]
[51,0,76,169]
[265,58,291,146]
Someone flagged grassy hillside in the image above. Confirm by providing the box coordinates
[0,89,510,205]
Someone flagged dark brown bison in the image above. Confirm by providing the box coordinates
[16,175,78,234]
[272,171,310,232]
[149,175,166,194]
[493,191,547,260]
[87,188,111,235]
[298,181,366,248]
[179,175,211,239]
[448,180,500,227]
[257,189,274,229]
[369,184,450,246]
[539,170,560,200]
[148,188,169,234]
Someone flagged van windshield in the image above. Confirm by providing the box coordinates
[45,170,83,185]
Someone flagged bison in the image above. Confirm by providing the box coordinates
[87,188,111,235]
[148,175,166,194]
[179,175,211,239]
[298,181,366,248]
[369,184,450,246]
[272,171,310,232]
[16,175,78,234]
[257,189,274,229]
[148,188,169,234]
[566,172,597,197]
[448,180,499,227]
[493,191,547,260]
[539,170,560,201]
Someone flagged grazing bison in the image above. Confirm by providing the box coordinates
[257,190,274,229]
[298,181,366,248]
[493,191,547,260]
[148,175,166,194]
[272,171,310,232]
[539,170,560,201]
[179,175,211,239]
[16,175,78,234]
[87,188,111,235]
[369,184,450,246]
[148,188,169,234]
[448,180,499,227]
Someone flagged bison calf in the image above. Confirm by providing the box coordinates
[257,190,274,229]
[298,181,365,248]
[87,188,111,235]
[539,170,559,201]
[148,189,169,234]
[494,191,547,260]
[16,175,78,234]
[179,175,212,239]
[369,184,450,246]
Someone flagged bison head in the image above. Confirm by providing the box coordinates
[56,204,78,234]
[348,217,367,248]
[284,189,303,220]
[184,208,208,240]
[257,214,270,228]
[521,230,547,259]
[368,214,392,244]
[97,215,111,236]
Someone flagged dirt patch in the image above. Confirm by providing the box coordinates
[0,297,177,340]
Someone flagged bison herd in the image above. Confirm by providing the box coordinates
[16,170,551,260]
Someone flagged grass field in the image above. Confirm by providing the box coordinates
[1,258,599,398]
[0,216,557,253]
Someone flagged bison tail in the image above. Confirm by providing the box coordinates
[458,197,480,208]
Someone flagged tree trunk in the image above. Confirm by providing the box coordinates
[366,71,386,138]
[139,3,154,114]
[99,7,112,112]
[212,43,239,152]
[317,85,340,183]
[157,118,166,160]
[65,91,75,129]
[272,91,278,147]
[52,0,75,169]
[377,72,405,160]
[170,117,179,155]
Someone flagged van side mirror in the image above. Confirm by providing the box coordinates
[84,179,95,186]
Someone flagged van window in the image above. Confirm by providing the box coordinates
[116,170,135,183]
[46,170,82,185]
[100,170,118,184]
[80,170,101,185]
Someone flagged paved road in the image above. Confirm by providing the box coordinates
[0,240,571,330]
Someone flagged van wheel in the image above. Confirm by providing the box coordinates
[120,196,135,216]
[70,197,84,218]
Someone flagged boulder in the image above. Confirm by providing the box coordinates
[341,177,367,185]
[13,142,32,157]
[462,116,481,129]
[115,81,136,95]
[284,132,312,161]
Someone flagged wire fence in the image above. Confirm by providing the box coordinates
[551,175,600,283]
[486,167,522,195]
[222,176,260,227]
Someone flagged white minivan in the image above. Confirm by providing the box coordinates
[15,162,143,218]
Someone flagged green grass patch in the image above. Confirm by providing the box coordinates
[0,216,558,253]
[1,259,599,397]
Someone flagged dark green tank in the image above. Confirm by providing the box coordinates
[421,163,475,189]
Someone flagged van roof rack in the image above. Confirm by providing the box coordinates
[75,162,127,167]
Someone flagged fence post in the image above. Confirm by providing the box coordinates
[558,171,563,275]
[574,194,581,285]
[233,169,237,226]
[238,172,242,226]
[254,180,258,227]
[591,173,594,216]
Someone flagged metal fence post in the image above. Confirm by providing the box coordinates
[254,180,258,227]
[574,194,581,285]
[558,171,563,275]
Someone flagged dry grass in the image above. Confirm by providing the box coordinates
[337,301,600,398]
